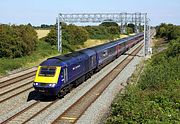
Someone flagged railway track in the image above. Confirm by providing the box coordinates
[0,80,33,96]
[0,85,33,104]
[52,43,143,124]
[0,68,36,89]
[0,68,37,104]
[0,42,143,124]
[1,100,59,124]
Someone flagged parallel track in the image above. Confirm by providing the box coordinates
[0,80,33,96]
[0,86,33,104]
[0,68,36,104]
[0,42,143,124]
[52,43,143,124]
[1,100,59,124]
[0,70,36,89]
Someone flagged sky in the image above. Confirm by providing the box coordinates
[0,0,180,26]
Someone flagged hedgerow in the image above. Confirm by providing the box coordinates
[0,24,38,58]
[106,24,180,123]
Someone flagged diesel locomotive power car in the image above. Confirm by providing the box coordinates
[33,33,144,97]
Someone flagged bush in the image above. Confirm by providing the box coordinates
[106,54,180,124]
[99,22,119,27]
[0,24,38,58]
[0,40,59,75]
[84,26,119,40]
[45,24,89,46]
[156,23,180,40]
[44,22,121,51]
[106,82,180,123]
[44,27,57,45]
[106,30,180,123]
[166,38,180,57]
[64,24,89,45]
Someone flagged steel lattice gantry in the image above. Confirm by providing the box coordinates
[57,13,150,56]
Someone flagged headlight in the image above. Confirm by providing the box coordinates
[34,83,39,86]
[49,84,56,87]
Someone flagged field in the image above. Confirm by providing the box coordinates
[36,29,50,39]
[79,34,129,49]
[78,39,107,49]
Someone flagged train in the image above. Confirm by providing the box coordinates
[33,33,144,97]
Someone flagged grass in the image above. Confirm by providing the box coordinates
[0,41,59,76]
[0,38,108,76]
[105,38,180,124]
[120,34,129,38]
[0,33,132,76]
[36,29,50,39]
[78,39,108,49]
[78,34,130,49]
[153,38,169,54]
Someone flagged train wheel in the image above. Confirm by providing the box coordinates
[57,89,66,98]
[57,92,63,98]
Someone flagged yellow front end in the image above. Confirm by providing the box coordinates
[34,66,61,84]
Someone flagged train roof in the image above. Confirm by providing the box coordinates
[40,33,144,66]
[41,49,95,67]
[50,48,96,61]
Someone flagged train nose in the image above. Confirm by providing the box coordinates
[34,66,61,84]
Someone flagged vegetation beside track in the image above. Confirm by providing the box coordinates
[106,24,180,123]
[0,40,59,75]
[0,22,134,76]
[0,24,38,58]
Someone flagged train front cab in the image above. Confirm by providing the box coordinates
[33,66,64,96]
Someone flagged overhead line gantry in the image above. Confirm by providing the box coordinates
[56,12,150,56]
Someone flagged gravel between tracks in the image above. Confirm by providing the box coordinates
[0,42,143,124]
[0,67,37,83]
[0,77,34,95]
[76,45,144,124]
[26,42,143,124]
[0,88,34,121]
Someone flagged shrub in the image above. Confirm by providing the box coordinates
[64,25,89,45]
[0,40,59,75]
[44,27,57,45]
[156,23,180,40]
[45,24,89,46]
[106,31,180,123]
[84,26,119,40]
[166,38,180,57]
[0,24,38,58]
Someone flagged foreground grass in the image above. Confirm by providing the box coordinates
[106,39,180,123]
[0,41,59,76]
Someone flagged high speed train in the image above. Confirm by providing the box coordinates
[33,33,143,97]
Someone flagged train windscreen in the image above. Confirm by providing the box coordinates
[39,67,56,77]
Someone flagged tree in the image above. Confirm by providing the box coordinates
[156,23,179,40]
[169,27,180,40]
[64,24,89,45]
[45,24,89,46]
[0,24,38,58]
[167,38,180,57]
[45,28,57,45]
[100,21,119,27]
[127,23,135,32]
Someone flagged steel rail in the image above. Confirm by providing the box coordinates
[52,43,143,124]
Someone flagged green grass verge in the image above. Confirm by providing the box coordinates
[106,41,180,123]
[0,40,59,76]
[0,33,133,76]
